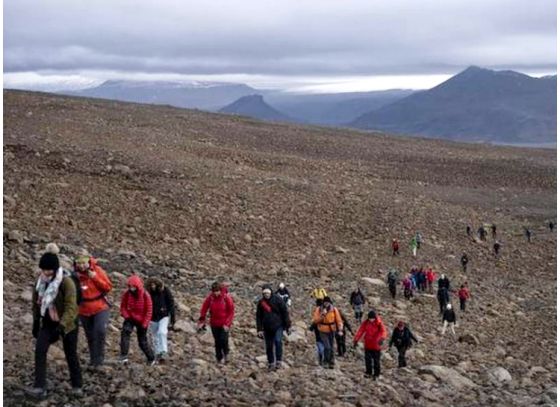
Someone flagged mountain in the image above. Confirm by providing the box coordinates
[63,80,258,110]
[219,94,293,122]
[351,66,557,143]
[265,89,415,125]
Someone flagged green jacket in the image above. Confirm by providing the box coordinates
[32,276,78,334]
[409,238,418,249]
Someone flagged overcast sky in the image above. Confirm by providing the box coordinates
[3,0,557,92]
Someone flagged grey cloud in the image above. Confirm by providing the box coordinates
[4,0,557,77]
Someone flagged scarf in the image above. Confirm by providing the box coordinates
[36,267,64,317]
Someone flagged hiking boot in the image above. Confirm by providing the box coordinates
[147,359,157,366]
[267,363,276,372]
[70,387,84,397]
[223,355,229,365]
[363,373,372,378]
[328,363,335,369]
[118,356,129,365]
[24,387,47,399]
[275,361,284,370]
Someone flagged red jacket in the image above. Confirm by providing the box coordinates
[76,257,113,317]
[199,291,235,328]
[120,275,152,328]
[426,270,436,283]
[458,287,470,300]
[353,317,387,351]
[392,241,399,250]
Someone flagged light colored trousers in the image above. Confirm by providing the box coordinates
[412,247,417,257]
[150,317,170,355]
[441,320,456,336]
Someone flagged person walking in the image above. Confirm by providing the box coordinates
[26,251,82,398]
[525,228,532,243]
[119,275,155,365]
[415,232,423,250]
[276,283,292,307]
[466,224,472,237]
[438,274,451,291]
[146,277,176,362]
[491,224,497,239]
[353,310,387,379]
[402,277,413,300]
[441,303,457,336]
[460,253,469,273]
[388,321,418,368]
[387,270,398,299]
[478,226,487,241]
[392,239,400,256]
[410,236,418,257]
[312,297,343,369]
[256,285,291,371]
[437,286,450,314]
[198,282,235,364]
[74,254,112,369]
[350,286,366,322]
[549,221,555,232]
[335,310,353,357]
[426,267,436,292]
[493,241,501,257]
[457,284,470,312]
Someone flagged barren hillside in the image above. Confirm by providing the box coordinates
[3,90,557,406]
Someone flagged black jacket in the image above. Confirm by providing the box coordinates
[350,290,365,306]
[256,294,291,333]
[438,278,450,290]
[389,326,418,349]
[276,287,291,300]
[148,285,175,323]
[442,309,456,323]
[461,255,468,265]
[437,287,450,303]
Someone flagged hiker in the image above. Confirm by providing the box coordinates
[437,286,450,314]
[388,321,418,368]
[415,231,423,249]
[409,266,418,290]
[276,283,292,307]
[478,226,487,241]
[387,270,398,299]
[457,284,470,312]
[119,275,155,365]
[438,274,451,291]
[491,224,497,239]
[198,282,235,364]
[146,277,176,362]
[426,267,436,292]
[409,236,418,257]
[402,277,413,300]
[256,285,291,370]
[336,310,353,357]
[525,228,532,243]
[460,253,469,272]
[311,287,328,306]
[493,241,501,257]
[466,224,472,237]
[549,221,555,232]
[350,286,366,321]
[27,251,82,398]
[312,296,343,368]
[392,238,400,256]
[418,268,427,292]
[441,303,457,336]
[74,254,112,369]
[353,310,387,379]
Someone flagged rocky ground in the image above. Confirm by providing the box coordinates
[3,90,557,406]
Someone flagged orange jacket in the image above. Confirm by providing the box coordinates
[76,257,112,317]
[312,305,343,333]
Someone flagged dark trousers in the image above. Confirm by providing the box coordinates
[397,346,407,367]
[335,331,346,356]
[120,319,154,362]
[392,248,399,256]
[264,328,283,364]
[80,309,110,366]
[389,284,396,299]
[365,349,381,377]
[353,304,363,322]
[211,326,230,362]
[460,298,466,311]
[438,300,445,314]
[462,264,467,272]
[319,332,335,366]
[34,325,82,389]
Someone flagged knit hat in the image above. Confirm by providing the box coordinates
[39,252,60,271]
[262,284,272,295]
[367,310,376,319]
[446,303,452,310]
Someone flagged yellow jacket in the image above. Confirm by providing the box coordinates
[310,288,328,300]
[312,306,343,333]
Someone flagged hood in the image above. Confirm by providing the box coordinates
[146,277,164,291]
[127,275,144,291]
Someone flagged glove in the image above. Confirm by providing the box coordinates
[257,331,264,339]
[88,270,96,279]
